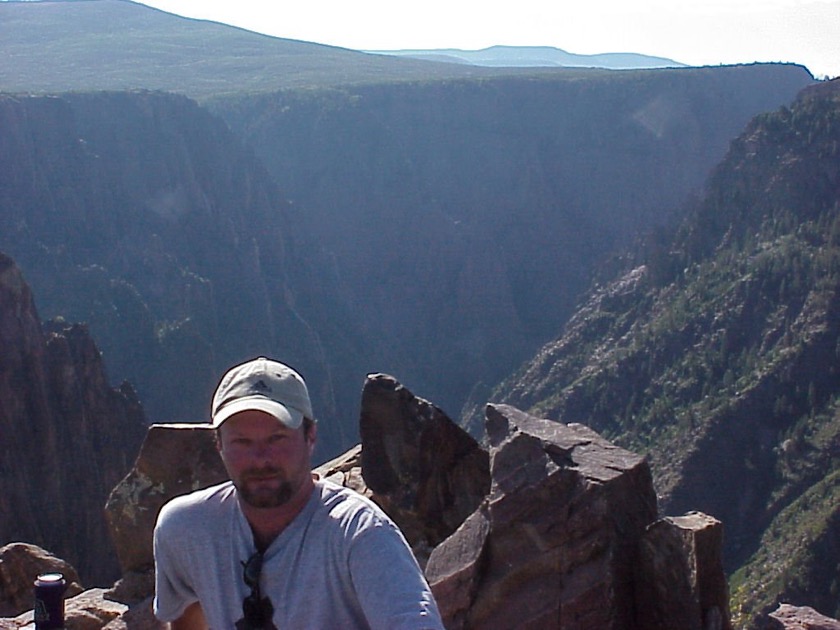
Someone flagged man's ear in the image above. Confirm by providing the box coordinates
[306,422,317,454]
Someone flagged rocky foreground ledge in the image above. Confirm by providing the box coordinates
[2,374,836,629]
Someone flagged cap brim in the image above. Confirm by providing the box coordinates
[212,397,304,429]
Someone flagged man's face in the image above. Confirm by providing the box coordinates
[217,410,315,509]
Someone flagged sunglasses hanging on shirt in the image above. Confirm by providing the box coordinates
[238,551,277,630]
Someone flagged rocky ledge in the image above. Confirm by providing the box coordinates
[2,374,837,629]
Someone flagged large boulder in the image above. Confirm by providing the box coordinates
[104,423,227,579]
[360,374,490,564]
[0,543,83,618]
[426,403,659,629]
[766,604,840,629]
[637,512,731,630]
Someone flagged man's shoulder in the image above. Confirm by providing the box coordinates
[316,478,394,529]
[156,480,235,527]
[317,477,375,507]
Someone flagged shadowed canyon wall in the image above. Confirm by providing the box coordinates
[0,67,814,464]
[0,91,357,459]
[211,63,814,425]
[0,252,146,584]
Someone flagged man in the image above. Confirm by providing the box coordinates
[153,357,443,629]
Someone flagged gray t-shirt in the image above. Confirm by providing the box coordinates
[154,478,443,629]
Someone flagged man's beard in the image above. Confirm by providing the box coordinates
[235,467,294,508]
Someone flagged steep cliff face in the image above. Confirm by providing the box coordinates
[481,79,840,626]
[0,66,815,465]
[0,252,147,585]
[0,91,356,459]
[0,0,820,467]
[211,63,814,421]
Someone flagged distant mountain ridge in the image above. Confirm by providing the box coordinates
[366,45,686,70]
[0,1,684,73]
[0,0,622,99]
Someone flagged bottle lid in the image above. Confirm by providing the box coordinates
[35,573,65,584]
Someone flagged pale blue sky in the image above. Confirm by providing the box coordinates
[135,0,840,79]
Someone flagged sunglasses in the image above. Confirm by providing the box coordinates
[241,552,275,629]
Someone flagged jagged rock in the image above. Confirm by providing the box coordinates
[81,376,733,629]
[0,252,147,585]
[315,444,370,497]
[101,598,163,630]
[360,374,491,564]
[104,424,227,577]
[427,403,660,629]
[96,374,489,621]
[422,508,490,628]
[0,543,83,618]
[102,373,489,582]
[103,571,156,608]
[637,512,731,630]
[766,604,840,629]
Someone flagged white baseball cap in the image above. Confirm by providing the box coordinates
[211,357,313,429]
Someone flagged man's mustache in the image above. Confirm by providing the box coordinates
[241,467,284,480]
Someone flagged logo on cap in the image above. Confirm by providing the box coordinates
[250,380,272,394]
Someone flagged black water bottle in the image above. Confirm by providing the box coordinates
[33,573,66,629]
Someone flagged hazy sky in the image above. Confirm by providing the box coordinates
[135,0,840,78]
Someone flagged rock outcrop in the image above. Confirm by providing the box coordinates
[481,80,840,626]
[425,404,659,629]
[7,368,836,628]
[767,604,840,630]
[104,424,227,579]
[0,252,147,585]
[83,373,733,629]
[0,543,83,618]
[359,374,490,564]
[637,512,731,630]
